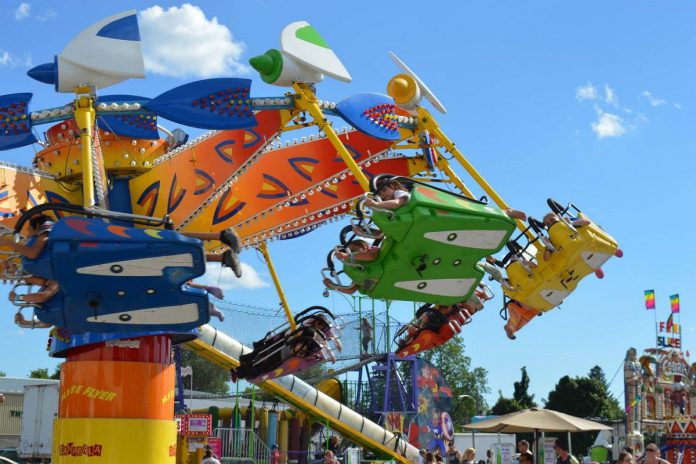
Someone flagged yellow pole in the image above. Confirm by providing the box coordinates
[257,241,296,330]
[435,154,475,198]
[73,89,96,207]
[292,83,371,192]
[417,107,534,240]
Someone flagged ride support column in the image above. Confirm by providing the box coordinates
[52,335,177,463]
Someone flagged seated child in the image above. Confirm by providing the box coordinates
[0,215,59,305]
[365,179,410,210]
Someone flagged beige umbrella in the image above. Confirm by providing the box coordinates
[460,407,612,433]
[460,408,612,458]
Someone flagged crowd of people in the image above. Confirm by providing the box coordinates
[412,439,671,464]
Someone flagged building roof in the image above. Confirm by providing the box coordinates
[0,377,58,394]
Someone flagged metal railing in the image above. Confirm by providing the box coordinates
[213,428,271,463]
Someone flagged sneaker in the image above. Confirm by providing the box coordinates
[220,228,241,254]
[594,268,604,279]
[504,325,517,340]
[222,250,242,278]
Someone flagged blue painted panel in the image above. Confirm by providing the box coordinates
[32,218,210,333]
[335,93,400,141]
[144,78,257,130]
[97,95,159,139]
[96,14,141,41]
[0,93,37,150]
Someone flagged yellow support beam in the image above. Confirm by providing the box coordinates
[292,83,371,192]
[417,107,535,241]
[184,336,411,464]
[434,149,476,198]
[73,89,96,207]
[257,241,296,330]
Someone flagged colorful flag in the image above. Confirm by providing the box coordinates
[671,294,680,313]
[667,314,674,332]
[645,290,655,310]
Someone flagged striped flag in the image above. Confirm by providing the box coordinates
[671,294,680,314]
[645,290,656,310]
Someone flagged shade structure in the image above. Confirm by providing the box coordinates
[460,408,612,433]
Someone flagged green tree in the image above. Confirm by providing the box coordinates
[513,366,537,408]
[50,364,61,380]
[0,371,6,377]
[588,365,608,389]
[491,392,522,415]
[28,368,49,379]
[420,336,490,426]
[181,348,230,395]
[544,369,623,453]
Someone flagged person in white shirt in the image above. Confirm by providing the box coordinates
[201,448,221,464]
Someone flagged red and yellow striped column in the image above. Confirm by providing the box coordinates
[52,335,177,463]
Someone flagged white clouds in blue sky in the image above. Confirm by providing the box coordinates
[13,2,30,20]
[201,261,270,291]
[12,2,55,21]
[575,82,627,139]
[575,82,681,139]
[139,4,249,78]
[591,110,626,139]
[0,49,32,68]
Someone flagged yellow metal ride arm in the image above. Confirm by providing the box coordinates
[292,83,372,193]
[416,106,535,241]
[186,326,415,464]
[257,241,296,330]
[73,88,96,208]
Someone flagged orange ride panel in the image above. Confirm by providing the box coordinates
[59,361,174,420]
[236,157,415,245]
[0,166,83,231]
[129,110,283,225]
[181,130,398,239]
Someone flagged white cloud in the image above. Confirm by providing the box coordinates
[0,49,32,68]
[640,90,666,107]
[674,102,682,110]
[591,110,626,139]
[604,84,618,107]
[576,83,598,101]
[139,4,249,78]
[201,261,270,291]
[14,2,30,20]
[36,8,56,21]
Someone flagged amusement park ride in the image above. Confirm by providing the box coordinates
[0,10,622,464]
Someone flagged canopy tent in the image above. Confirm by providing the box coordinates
[460,408,612,457]
[460,408,612,433]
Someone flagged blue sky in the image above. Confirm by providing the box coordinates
[1,1,695,409]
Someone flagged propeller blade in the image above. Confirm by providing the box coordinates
[334,93,400,141]
[389,51,447,114]
[144,78,257,130]
[0,93,37,150]
[97,95,159,139]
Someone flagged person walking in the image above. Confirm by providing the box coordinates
[447,442,461,464]
[202,448,221,464]
[554,440,578,464]
[637,444,671,464]
[462,448,476,464]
